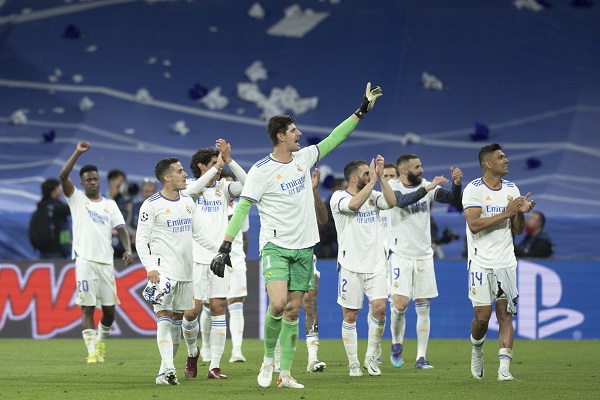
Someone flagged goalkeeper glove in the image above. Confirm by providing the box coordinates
[210,241,232,278]
[354,82,383,119]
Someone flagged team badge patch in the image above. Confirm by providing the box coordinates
[186,205,192,214]
[140,212,148,222]
[215,190,222,197]
[296,164,302,172]
[369,199,375,206]
[471,287,476,295]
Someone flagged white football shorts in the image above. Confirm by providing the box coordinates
[388,254,438,300]
[75,257,120,308]
[337,265,387,310]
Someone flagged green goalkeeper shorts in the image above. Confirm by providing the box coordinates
[260,242,315,292]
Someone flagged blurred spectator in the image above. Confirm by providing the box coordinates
[105,169,132,258]
[382,162,399,181]
[28,178,71,258]
[127,178,157,254]
[514,211,554,258]
[314,177,348,258]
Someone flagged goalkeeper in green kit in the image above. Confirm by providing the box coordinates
[210,83,383,389]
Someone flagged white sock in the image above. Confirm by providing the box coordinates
[156,316,174,371]
[342,321,358,365]
[82,329,97,355]
[499,348,513,371]
[306,333,319,362]
[415,301,431,359]
[471,334,485,356]
[390,306,406,344]
[366,315,386,359]
[200,305,212,353]
[228,302,244,351]
[182,317,199,357]
[274,338,281,367]
[96,322,111,344]
[171,319,182,358]
[209,314,226,370]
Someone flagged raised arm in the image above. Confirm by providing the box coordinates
[375,155,396,208]
[434,167,463,207]
[217,139,247,187]
[348,159,378,211]
[59,141,90,197]
[317,83,382,161]
[312,168,328,224]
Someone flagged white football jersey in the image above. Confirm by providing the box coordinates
[387,179,438,259]
[136,192,216,282]
[229,200,250,262]
[66,188,125,264]
[241,146,319,251]
[462,177,521,269]
[185,178,235,264]
[331,189,390,274]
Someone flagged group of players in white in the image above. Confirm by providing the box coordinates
[61,83,535,388]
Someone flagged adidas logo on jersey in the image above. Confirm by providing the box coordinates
[165,209,171,214]
[485,196,491,201]
[276,174,283,180]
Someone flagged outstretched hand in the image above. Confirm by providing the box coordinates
[450,167,462,185]
[216,139,232,163]
[374,155,385,177]
[311,168,320,190]
[355,82,383,119]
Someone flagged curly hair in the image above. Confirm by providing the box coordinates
[190,148,220,179]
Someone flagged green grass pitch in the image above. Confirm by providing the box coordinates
[0,339,598,399]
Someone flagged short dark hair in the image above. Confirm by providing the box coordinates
[478,143,502,168]
[190,148,219,179]
[343,160,367,182]
[220,169,234,180]
[79,164,98,178]
[107,169,126,182]
[41,178,60,198]
[383,163,398,173]
[155,157,179,183]
[267,115,295,146]
[396,154,419,168]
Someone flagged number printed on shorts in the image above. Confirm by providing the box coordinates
[341,278,348,293]
[77,280,89,293]
[164,280,171,293]
[393,267,400,280]
[470,272,483,286]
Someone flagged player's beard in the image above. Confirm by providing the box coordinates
[407,171,422,186]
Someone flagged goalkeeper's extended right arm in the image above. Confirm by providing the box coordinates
[317,82,382,161]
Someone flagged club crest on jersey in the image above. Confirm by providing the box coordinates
[186,206,192,214]
[369,199,375,206]
[507,195,513,202]
[215,190,222,197]
[296,164,302,172]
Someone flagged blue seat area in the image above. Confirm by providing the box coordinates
[1,0,599,259]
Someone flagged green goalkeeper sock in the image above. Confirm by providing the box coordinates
[279,318,299,372]
[263,307,282,358]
